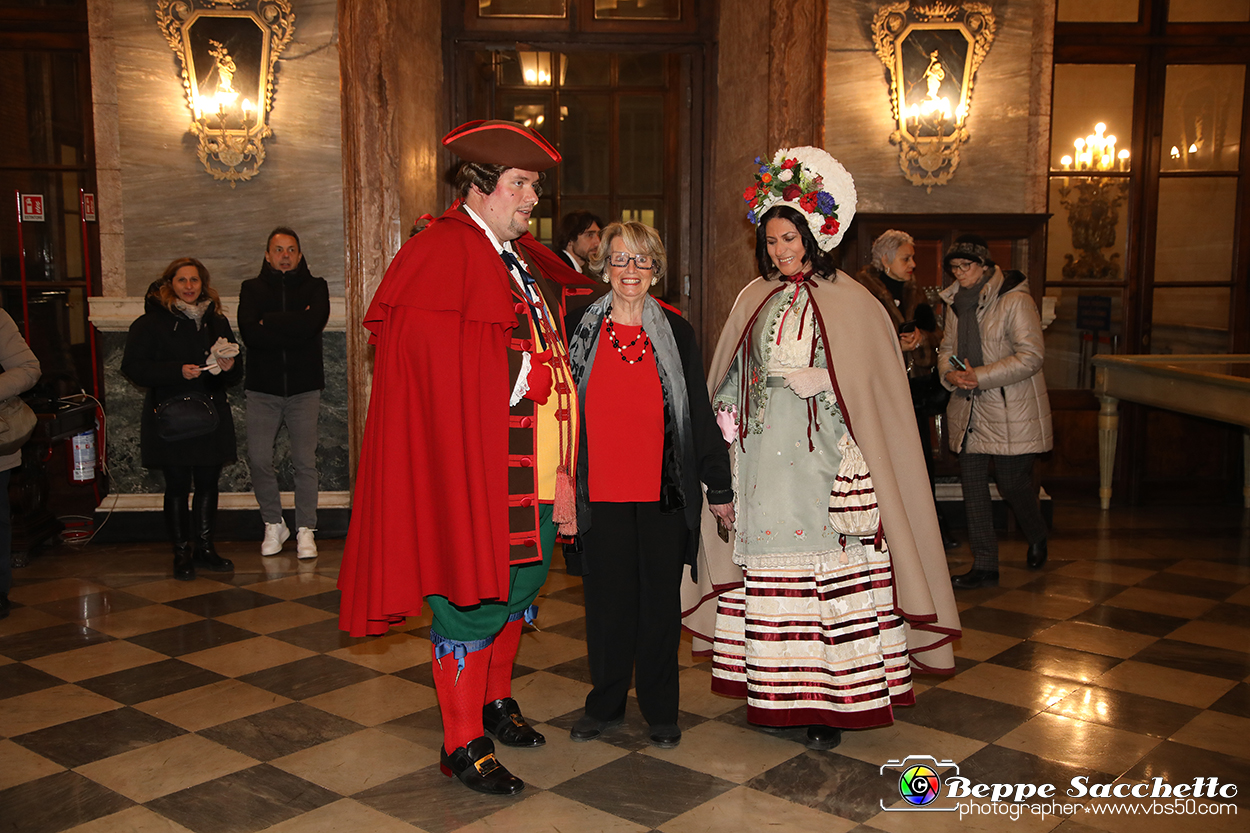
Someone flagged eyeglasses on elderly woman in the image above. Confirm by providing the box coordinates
[608,252,657,271]
[948,260,980,274]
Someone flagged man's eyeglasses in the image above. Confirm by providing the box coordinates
[608,252,657,270]
[949,260,980,274]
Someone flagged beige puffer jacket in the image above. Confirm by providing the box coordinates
[938,268,1052,456]
[0,310,40,472]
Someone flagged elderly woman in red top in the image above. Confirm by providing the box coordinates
[564,221,734,749]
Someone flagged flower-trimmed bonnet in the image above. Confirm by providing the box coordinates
[744,146,857,251]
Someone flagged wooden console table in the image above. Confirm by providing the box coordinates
[1092,354,1250,509]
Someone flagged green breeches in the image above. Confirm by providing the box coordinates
[426,503,555,643]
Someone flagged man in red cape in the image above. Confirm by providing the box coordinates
[338,120,590,795]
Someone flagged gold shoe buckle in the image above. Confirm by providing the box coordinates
[474,753,500,775]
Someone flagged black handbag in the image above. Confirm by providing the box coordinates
[155,391,219,442]
[909,369,951,418]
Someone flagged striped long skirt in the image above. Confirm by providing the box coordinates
[710,539,915,729]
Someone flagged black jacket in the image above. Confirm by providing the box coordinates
[237,257,330,396]
[122,287,242,468]
[565,303,733,574]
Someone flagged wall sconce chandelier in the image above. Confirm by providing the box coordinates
[156,0,295,187]
[872,1,997,191]
[1056,122,1130,281]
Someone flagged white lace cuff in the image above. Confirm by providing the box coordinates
[509,351,533,407]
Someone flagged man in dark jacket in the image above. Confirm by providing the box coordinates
[552,210,603,273]
[238,228,330,559]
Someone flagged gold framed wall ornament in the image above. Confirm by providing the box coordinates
[873,1,997,190]
[156,0,295,186]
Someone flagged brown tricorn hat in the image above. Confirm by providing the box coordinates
[442,119,561,171]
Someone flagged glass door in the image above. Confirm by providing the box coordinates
[0,32,99,397]
[462,47,684,300]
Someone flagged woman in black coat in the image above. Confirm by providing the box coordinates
[563,222,733,749]
[122,258,242,580]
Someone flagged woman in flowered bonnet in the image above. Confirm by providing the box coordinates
[680,147,962,749]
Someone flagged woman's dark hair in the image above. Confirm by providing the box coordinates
[754,205,835,280]
[156,257,223,315]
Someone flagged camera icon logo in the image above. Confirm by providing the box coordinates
[880,755,959,812]
[899,762,942,805]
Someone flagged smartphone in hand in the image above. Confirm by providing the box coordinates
[950,355,968,371]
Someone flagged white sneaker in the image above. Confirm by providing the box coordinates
[296,527,317,560]
[261,520,290,556]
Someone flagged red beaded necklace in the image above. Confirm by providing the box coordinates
[605,317,650,365]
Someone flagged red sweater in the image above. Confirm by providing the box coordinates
[585,320,663,502]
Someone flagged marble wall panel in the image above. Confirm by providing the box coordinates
[101,330,350,495]
[111,0,345,297]
[826,0,1054,215]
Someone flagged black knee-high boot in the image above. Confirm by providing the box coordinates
[192,482,233,572]
[165,493,195,581]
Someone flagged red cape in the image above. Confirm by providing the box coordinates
[337,209,590,637]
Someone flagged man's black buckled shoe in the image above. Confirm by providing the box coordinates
[440,736,524,796]
[483,697,545,748]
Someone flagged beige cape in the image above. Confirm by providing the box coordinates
[680,272,961,672]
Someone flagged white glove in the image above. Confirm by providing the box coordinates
[211,337,240,360]
[784,367,833,399]
[205,337,240,375]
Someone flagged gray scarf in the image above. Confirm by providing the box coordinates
[566,292,693,534]
[952,277,987,370]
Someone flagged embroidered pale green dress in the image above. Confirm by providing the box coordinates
[709,280,914,729]
[713,283,848,557]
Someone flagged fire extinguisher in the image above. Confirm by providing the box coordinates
[70,428,96,482]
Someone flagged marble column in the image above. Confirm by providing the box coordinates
[705,0,827,359]
[768,0,827,153]
[87,0,126,298]
[338,0,444,476]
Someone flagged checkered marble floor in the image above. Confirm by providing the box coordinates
[2,500,1248,833]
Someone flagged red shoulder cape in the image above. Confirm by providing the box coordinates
[338,209,590,636]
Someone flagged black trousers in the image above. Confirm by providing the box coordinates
[959,451,1048,571]
[582,501,688,726]
[164,465,221,504]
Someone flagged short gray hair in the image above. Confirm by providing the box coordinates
[870,229,914,271]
